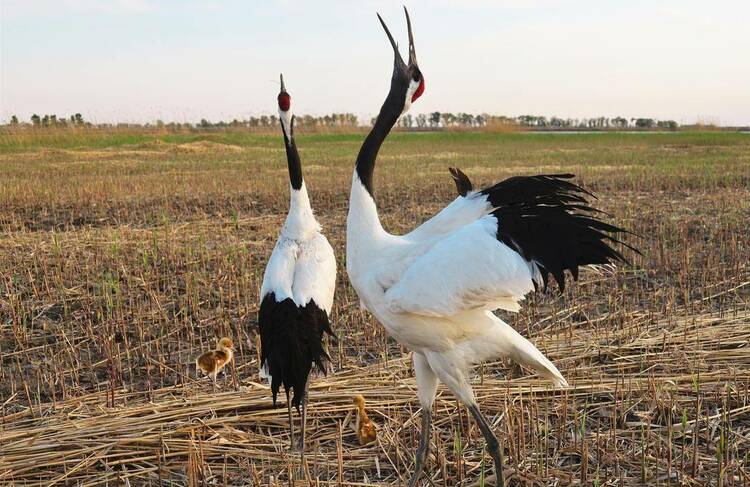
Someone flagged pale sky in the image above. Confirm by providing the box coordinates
[2,0,749,125]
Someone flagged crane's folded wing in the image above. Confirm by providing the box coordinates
[402,187,490,244]
[292,234,337,315]
[384,215,537,317]
[260,239,298,302]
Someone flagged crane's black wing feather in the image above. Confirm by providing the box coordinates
[456,171,637,291]
[258,293,334,410]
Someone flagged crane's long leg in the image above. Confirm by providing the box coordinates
[423,351,506,487]
[298,374,311,451]
[295,375,312,480]
[409,353,438,487]
[408,408,432,487]
[468,403,505,487]
[286,390,296,450]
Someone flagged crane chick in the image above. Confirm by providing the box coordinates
[353,395,377,445]
[196,337,234,385]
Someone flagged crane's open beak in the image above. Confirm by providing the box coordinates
[377,7,419,78]
[404,6,418,68]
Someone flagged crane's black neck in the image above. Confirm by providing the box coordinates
[355,78,408,197]
[281,117,303,190]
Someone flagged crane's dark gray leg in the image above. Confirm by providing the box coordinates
[409,353,439,487]
[468,404,505,487]
[286,390,296,450]
[408,408,432,487]
[295,377,311,479]
[298,376,310,451]
[421,351,505,486]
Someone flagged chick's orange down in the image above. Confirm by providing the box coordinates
[353,395,377,445]
[196,337,234,382]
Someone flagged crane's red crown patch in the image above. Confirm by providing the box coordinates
[278,92,291,111]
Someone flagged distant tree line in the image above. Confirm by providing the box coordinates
[7,113,89,128]
[393,113,488,128]
[511,114,678,130]
[4,113,359,130]
[395,113,679,130]
[4,112,679,131]
[196,113,359,129]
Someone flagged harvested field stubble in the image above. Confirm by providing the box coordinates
[1,129,749,485]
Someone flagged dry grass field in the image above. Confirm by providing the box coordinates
[1,128,749,486]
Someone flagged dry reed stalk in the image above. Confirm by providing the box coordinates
[2,131,749,484]
[1,308,748,485]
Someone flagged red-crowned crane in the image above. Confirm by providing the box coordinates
[259,74,337,453]
[345,9,636,486]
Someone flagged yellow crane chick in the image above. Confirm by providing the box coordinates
[353,394,377,445]
[196,337,234,386]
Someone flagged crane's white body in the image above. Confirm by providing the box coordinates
[260,183,336,316]
[347,175,567,408]
[343,10,630,486]
[259,182,336,384]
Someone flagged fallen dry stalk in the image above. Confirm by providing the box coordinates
[2,308,749,485]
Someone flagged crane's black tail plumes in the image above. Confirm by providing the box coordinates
[462,170,639,291]
[258,292,334,410]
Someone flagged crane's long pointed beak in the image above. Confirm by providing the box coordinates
[377,12,406,70]
[404,7,417,66]
[279,73,286,93]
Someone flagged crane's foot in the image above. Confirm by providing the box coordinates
[288,439,301,452]
[294,463,307,481]
[294,445,308,481]
[467,468,514,487]
[288,437,305,452]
